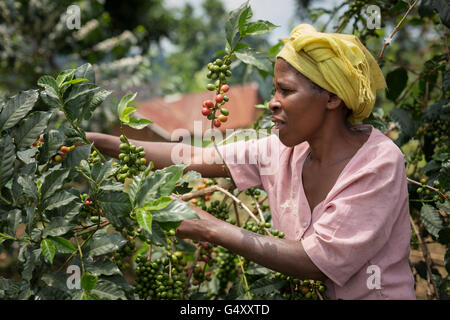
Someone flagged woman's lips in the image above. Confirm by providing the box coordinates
[271,117,285,130]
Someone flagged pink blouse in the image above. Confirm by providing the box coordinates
[219,124,416,299]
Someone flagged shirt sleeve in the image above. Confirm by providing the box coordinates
[301,148,409,287]
[214,135,276,191]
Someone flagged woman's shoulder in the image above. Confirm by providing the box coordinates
[349,124,406,173]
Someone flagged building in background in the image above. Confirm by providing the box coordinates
[111,83,263,143]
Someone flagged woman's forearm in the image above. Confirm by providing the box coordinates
[176,210,327,281]
[85,132,229,177]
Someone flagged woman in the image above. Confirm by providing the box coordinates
[86,24,416,299]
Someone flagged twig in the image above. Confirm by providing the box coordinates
[409,215,439,299]
[179,181,233,201]
[214,185,271,236]
[378,0,420,60]
[407,177,446,198]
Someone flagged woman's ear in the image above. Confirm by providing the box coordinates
[326,93,343,111]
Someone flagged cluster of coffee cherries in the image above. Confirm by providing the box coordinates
[53,144,75,163]
[79,193,103,223]
[112,241,136,270]
[201,58,233,128]
[87,149,101,167]
[274,273,326,300]
[242,220,285,238]
[212,247,239,294]
[117,134,147,182]
[134,253,187,300]
[205,200,229,221]
[416,178,448,203]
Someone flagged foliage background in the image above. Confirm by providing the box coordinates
[0,0,449,300]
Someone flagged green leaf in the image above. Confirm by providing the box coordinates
[90,279,127,300]
[41,239,56,264]
[97,190,132,226]
[74,63,95,83]
[12,111,52,150]
[117,93,137,123]
[0,90,39,132]
[439,161,450,190]
[91,160,117,185]
[62,144,91,169]
[44,191,78,211]
[85,258,121,276]
[20,247,41,281]
[432,0,450,28]
[225,1,250,48]
[37,75,59,92]
[82,292,101,300]
[88,89,112,116]
[41,168,70,200]
[0,135,15,187]
[17,148,38,164]
[143,196,172,211]
[60,78,88,89]
[269,39,284,57]
[87,231,127,258]
[49,236,76,253]
[390,108,418,146]
[0,232,16,244]
[136,208,153,235]
[81,273,98,291]
[17,175,38,201]
[235,48,273,72]
[249,278,286,296]
[421,204,443,237]
[7,209,21,237]
[56,69,75,87]
[64,84,99,124]
[151,199,199,223]
[37,129,65,164]
[385,68,408,101]
[42,217,75,238]
[41,271,72,292]
[134,165,186,207]
[245,20,278,36]
[126,116,152,130]
[40,87,62,109]
[238,4,253,35]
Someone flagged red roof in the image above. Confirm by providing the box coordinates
[135,83,262,139]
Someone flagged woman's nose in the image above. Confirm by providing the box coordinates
[269,97,281,112]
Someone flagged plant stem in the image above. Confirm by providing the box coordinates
[377,0,420,60]
[237,256,252,300]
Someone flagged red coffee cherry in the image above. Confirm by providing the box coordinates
[201,108,211,116]
[220,84,229,93]
[202,100,214,109]
[213,119,221,128]
[215,94,224,103]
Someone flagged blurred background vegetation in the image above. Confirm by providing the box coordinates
[0,0,449,299]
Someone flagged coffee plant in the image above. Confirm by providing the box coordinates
[0,1,449,300]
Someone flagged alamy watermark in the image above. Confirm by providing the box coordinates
[66,4,81,30]
[66,264,81,289]
[366,265,381,290]
[366,5,381,30]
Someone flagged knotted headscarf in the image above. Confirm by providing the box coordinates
[277,24,386,124]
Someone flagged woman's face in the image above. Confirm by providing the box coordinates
[269,58,330,147]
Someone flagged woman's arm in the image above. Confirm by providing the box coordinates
[85,132,229,178]
[176,206,327,281]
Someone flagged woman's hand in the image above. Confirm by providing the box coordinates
[174,196,220,242]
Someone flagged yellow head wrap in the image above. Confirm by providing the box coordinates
[277,24,387,124]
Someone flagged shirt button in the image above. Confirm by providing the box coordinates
[302,222,308,228]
